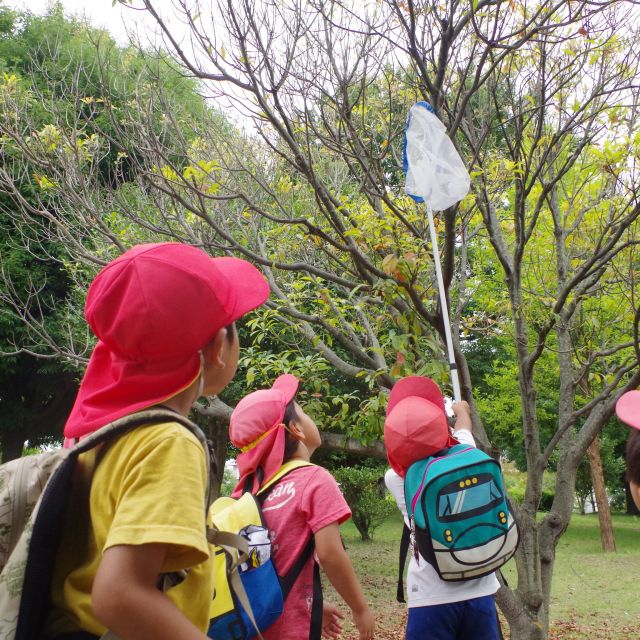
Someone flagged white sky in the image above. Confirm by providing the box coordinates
[5,0,255,126]
[5,0,153,43]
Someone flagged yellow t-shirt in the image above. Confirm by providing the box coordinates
[45,421,215,636]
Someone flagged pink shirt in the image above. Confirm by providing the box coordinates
[261,465,351,640]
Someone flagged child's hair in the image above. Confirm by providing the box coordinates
[225,323,236,343]
[627,428,640,485]
[283,399,300,462]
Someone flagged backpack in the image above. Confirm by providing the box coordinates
[208,460,322,640]
[0,408,214,640]
[404,443,519,581]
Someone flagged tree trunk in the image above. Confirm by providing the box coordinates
[496,510,547,640]
[0,428,25,463]
[205,416,230,500]
[587,437,616,551]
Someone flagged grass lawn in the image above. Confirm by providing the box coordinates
[324,513,640,639]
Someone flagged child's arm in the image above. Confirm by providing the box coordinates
[93,543,209,640]
[452,400,472,432]
[315,522,375,640]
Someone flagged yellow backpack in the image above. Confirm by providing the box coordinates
[207,460,320,640]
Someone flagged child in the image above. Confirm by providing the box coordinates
[44,242,269,640]
[229,374,375,640]
[616,390,640,509]
[383,376,500,640]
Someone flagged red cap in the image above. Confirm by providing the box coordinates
[230,374,299,496]
[616,390,640,430]
[384,376,458,477]
[64,243,269,438]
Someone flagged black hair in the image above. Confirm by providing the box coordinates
[282,399,301,462]
[225,323,236,343]
[627,429,640,486]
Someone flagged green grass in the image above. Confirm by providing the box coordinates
[324,513,640,639]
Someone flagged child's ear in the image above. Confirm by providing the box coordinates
[286,422,306,441]
[202,327,229,369]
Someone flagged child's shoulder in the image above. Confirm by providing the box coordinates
[104,419,205,465]
[123,419,201,443]
[285,463,338,488]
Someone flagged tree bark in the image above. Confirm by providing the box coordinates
[320,432,386,459]
[204,416,230,500]
[587,432,616,552]
[0,428,25,464]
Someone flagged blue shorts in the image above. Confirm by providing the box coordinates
[406,594,500,640]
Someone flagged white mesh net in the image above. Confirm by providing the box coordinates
[404,103,470,211]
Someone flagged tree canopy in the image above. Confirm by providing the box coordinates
[1,1,640,638]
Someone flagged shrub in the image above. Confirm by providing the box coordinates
[332,465,396,541]
[503,465,556,510]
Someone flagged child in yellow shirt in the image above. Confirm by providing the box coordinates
[45,243,269,640]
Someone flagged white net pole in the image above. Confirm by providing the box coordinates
[425,205,461,403]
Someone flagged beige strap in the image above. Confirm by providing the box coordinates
[86,410,214,640]
[228,561,266,640]
[208,526,266,639]
[207,528,249,555]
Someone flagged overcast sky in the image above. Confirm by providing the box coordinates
[5,1,253,123]
[5,0,153,43]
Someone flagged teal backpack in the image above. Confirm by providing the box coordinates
[404,443,519,581]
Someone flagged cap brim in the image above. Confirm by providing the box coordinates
[214,256,270,323]
[387,376,446,416]
[616,390,640,430]
[272,374,299,405]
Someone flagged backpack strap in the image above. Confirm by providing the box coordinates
[256,459,315,496]
[85,410,215,640]
[396,521,411,603]
[242,466,264,495]
[206,527,264,640]
[228,566,266,640]
[274,533,322,640]
[279,535,315,598]
[15,409,214,640]
[309,558,323,640]
[74,408,214,512]
[258,461,323,639]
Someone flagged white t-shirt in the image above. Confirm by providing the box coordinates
[385,428,500,607]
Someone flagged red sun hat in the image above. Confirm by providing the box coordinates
[229,374,299,496]
[616,390,640,430]
[384,376,459,477]
[64,242,270,439]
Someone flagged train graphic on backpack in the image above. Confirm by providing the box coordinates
[404,444,519,581]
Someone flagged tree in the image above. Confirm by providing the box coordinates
[2,1,640,637]
[332,465,396,541]
[0,4,83,460]
[0,3,215,458]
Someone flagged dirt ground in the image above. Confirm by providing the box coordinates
[334,600,639,639]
